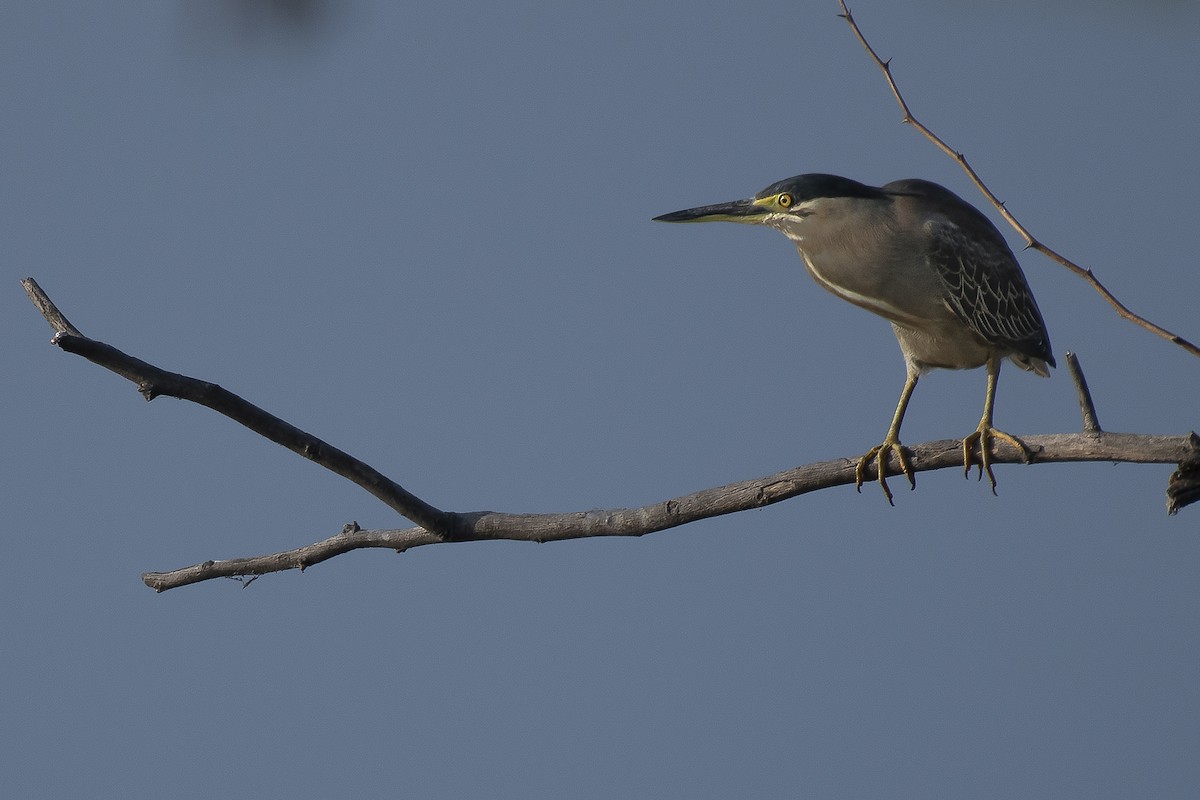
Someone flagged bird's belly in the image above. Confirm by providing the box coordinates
[798,247,993,371]
[890,321,992,372]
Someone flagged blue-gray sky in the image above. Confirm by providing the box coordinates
[5,2,1200,797]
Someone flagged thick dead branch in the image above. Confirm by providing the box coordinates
[836,1,1200,360]
[24,279,1199,592]
[141,431,1198,592]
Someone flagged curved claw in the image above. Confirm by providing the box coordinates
[855,439,915,506]
[962,426,1031,495]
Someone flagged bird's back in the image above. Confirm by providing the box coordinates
[883,179,1055,373]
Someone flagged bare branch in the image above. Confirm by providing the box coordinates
[25,279,1200,591]
[835,2,1200,360]
[141,430,1199,591]
[22,278,461,539]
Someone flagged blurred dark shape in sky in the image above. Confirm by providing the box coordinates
[178,0,340,52]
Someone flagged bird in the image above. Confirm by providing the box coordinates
[654,173,1054,503]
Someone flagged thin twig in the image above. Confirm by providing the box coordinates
[836,2,1200,359]
[1065,351,1102,433]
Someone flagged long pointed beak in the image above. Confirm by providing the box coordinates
[652,197,767,224]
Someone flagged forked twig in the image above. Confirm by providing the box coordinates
[836,1,1200,359]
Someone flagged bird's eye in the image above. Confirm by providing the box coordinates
[777,193,794,209]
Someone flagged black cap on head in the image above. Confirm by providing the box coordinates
[755,173,888,202]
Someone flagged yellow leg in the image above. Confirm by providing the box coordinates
[856,368,918,506]
[961,356,1032,494]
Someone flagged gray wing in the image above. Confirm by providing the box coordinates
[925,217,1054,367]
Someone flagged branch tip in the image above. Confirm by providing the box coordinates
[23,278,85,338]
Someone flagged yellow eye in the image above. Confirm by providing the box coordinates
[777,193,794,209]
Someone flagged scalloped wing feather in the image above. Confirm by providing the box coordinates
[926,218,1054,371]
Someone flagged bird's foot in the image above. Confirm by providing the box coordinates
[855,438,915,506]
[962,425,1031,495]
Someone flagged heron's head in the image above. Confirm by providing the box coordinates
[653,173,889,241]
